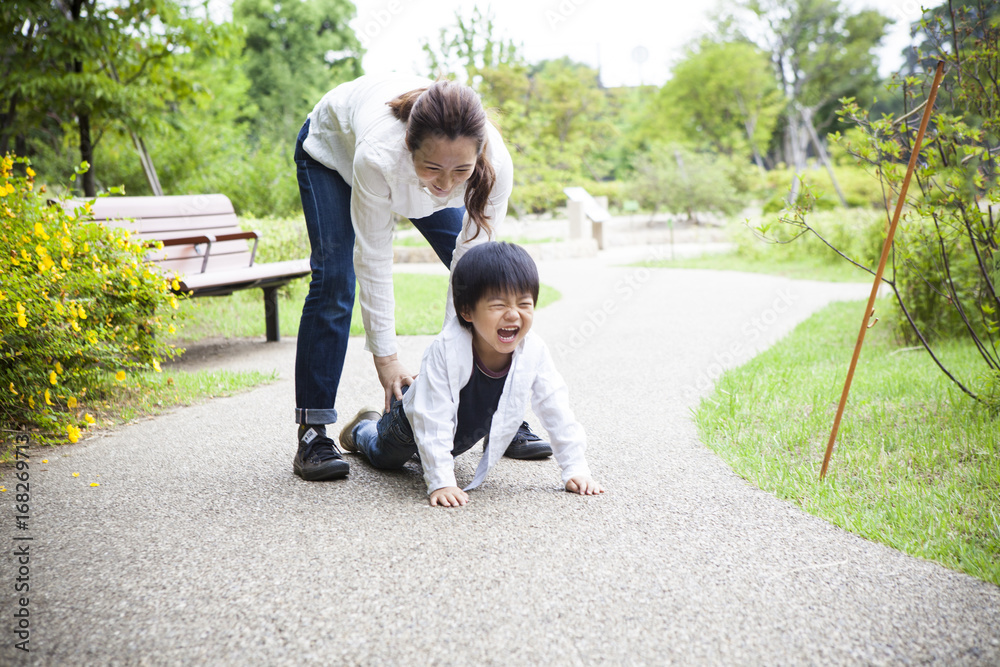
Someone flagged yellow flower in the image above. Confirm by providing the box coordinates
[49,371,57,385]
[67,396,78,408]
[152,359,162,373]
[34,222,45,236]
[84,414,95,425]
[167,324,176,334]
[28,396,34,409]
[17,314,26,327]
[115,370,126,382]
[86,330,97,344]
[55,361,62,373]
[78,305,87,319]
[41,459,48,463]
[171,277,180,291]
[66,424,81,443]
[55,301,64,315]
[61,257,70,270]
[73,472,80,477]
[90,482,99,487]
[44,389,53,405]
[26,167,35,178]
[8,382,16,395]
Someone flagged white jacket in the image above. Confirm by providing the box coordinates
[303,73,514,357]
[402,318,592,494]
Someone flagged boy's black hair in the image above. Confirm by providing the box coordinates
[452,242,540,329]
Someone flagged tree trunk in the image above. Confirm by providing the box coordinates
[787,113,806,204]
[802,107,847,206]
[78,111,96,196]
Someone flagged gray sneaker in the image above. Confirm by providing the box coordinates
[339,408,382,453]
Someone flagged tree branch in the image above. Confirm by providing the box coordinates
[890,281,980,399]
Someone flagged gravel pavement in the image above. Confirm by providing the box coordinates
[2,245,999,666]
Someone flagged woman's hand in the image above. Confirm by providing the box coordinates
[373,353,414,412]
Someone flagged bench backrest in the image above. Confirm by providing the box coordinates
[85,194,252,276]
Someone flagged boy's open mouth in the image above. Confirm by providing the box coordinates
[497,327,519,343]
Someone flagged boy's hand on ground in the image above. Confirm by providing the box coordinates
[429,486,469,507]
[373,353,414,412]
[565,476,605,495]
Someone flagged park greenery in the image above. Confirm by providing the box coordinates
[764,0,1000,408]
[697,298,999,585]
[2,0,998,465]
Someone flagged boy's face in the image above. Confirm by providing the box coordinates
[461,290,535,360]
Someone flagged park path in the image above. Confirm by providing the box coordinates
[2,245,998,665]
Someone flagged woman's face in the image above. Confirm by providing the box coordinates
[412,134,479,198]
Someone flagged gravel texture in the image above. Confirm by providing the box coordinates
[2,245,998,666]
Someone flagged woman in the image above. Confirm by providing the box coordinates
[292,74,552,481]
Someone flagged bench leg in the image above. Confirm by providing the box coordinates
[263,286,280,342]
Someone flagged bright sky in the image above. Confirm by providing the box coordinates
[350,0,930,87]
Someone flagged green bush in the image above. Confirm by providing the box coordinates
[0,156,181,443]
[741,206,886,269]
[892,212,989,344]
[238,215,310,263]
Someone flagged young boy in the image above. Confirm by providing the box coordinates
[339,242,604,507]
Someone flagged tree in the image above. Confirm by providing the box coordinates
[234,0,362,142]
[1,0,218,196]
[769,0,1000,405]
[628,145,747,223]
[719,0,891,201]
[653,40,783,169]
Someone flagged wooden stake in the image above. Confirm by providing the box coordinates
[819,61,946,480]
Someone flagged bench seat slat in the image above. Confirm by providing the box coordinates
[147,239,253,263]
[94,215,244,236]
[177,259,311,292]
[89,194,235,220]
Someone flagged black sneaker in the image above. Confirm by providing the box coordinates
[293,425,350,481]
[504,421,553,459]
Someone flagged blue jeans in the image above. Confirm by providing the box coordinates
[294,119,465,425]
[353,387,477,468]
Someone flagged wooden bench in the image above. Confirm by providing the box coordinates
[83,194,311,342]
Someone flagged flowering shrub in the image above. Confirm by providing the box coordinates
[0,155,181,443]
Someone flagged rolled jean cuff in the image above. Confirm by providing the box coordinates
[295,407,339,425]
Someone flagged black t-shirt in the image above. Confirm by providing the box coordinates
[452,350,509,455]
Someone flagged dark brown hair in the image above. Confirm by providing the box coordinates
[388,80,497,239]
[452,242,539,330]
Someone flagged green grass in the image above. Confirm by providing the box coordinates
[636,251,870,283]
[696,299,999,585]
[175,273,562,342]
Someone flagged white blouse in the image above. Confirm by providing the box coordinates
[303,73,514,356]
